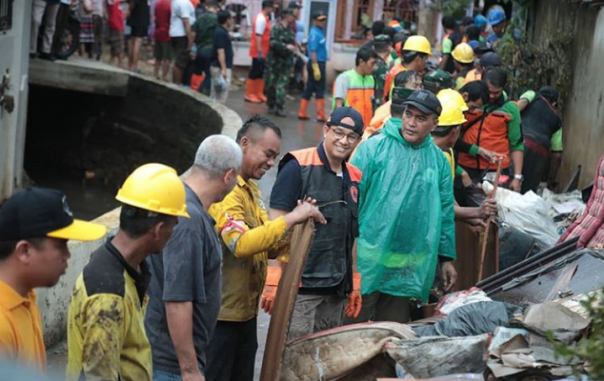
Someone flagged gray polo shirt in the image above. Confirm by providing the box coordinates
[145,183,222,375]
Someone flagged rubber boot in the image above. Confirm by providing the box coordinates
[257,79,268,102]
[245,79,262,103]
[298,98,311,120]
[316,98,327,122]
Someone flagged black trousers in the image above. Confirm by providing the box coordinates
[205,317,258,381]
[51,3,70,56]
[248,58,265,80]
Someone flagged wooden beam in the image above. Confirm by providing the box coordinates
[259,220,315,381]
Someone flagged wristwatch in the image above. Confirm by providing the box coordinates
[514,174,524,181]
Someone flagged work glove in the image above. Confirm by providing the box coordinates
[312,62,321,82]
[261,266,281,315]
[344,272,362,318]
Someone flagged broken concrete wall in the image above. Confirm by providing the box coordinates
[30,62,242,347]
[531,1,604,189]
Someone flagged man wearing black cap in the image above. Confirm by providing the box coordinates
[516,86,563,193]
[267,107,364,340]
[348,89,457,323]
[0,188,106,371]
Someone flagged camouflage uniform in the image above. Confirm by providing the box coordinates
[265,22,296,114]
[372,56,388,111]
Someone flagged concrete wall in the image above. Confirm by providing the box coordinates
[532,1,604,189]
[31,60,242,347]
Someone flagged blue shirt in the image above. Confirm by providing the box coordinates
[487,33,501,44]
[308,26,327,62]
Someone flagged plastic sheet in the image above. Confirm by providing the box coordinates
[483,182,559,247]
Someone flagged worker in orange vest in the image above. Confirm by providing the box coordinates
[333,48,378,128]
[245,0,274,103]
[383,35,431,103]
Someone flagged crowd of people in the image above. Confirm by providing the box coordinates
[8,2,569,381]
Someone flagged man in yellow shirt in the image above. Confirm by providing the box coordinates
[206,115,325,381]
[66,164,189,381]
[0,187,107,370]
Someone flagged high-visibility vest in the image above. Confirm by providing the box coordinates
[249,12,271,58]
[333,69,375,129]
[383,64,407,102]
[458,108,511,170]
[464,68,482,84]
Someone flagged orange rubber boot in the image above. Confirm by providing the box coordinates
[257,79,268,102]
[316,98,327,122]
[245,79,262,103]
[298,98,310,120]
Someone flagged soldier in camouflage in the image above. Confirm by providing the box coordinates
[265,9,297,117]
[372,35,392,111]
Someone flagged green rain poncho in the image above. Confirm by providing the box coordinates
[351,117,456,302]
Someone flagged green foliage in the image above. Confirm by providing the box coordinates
[555,290,604,379]
[496,3,574,112]
[434,0,472,17]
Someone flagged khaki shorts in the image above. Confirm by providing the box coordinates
[154,40,173,61]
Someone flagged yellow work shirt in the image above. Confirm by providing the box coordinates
[0,281,46,370]
[443,147,456,179]
[66,241,152,381]
[209,175,288,322]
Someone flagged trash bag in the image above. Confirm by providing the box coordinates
[386,334,490,379]
[413,301,516,337]
[483,182,559,247]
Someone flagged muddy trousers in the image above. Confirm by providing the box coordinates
[344,292,410,324]
[287,294,346,341]
[205,317,257,381]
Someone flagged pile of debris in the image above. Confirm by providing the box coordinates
[277,248,604,380]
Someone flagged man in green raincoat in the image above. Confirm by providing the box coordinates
[348,88,457,323]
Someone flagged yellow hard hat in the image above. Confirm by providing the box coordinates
[438,88,469,112]
[451,43,474,64]
[116,163,190,218]
[402,35,432,56]
[437,91,467,126]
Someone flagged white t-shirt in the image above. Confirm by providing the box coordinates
[170,0,196,38]
[255,12,267,36]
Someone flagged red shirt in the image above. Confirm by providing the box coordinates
[106,0,124,31]
[154,0,172,42]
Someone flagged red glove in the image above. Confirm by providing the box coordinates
[260,266,281,315]
[345,272,362,318]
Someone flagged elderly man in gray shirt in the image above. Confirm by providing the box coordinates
[145,135,243,381]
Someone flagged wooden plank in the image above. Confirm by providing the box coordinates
[259,220,315,381]
[478,159,503,281]
[545,264,578,301]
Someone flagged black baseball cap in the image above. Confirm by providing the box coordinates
[391,87,414,105]
[480,52,501,68]
[313,11,327,21]
[326,107,364,135]
[403,90,442,116]
[282,8,294,16]
[0,187,107,242]
[287,1,301,9]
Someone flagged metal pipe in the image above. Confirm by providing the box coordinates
[477,236,579,290]
[482,238,579,294]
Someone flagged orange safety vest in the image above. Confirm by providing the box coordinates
[464,69,482,84]
[250,12,271,58]
[458,108,511,170]
[333,69,375,129]
[383,64,407,103]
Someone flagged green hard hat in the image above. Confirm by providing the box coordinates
[391,87,415,104]
[423,69,454,94]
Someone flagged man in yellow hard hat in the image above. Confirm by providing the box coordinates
[66,163,189,381]
[383,35,432,103]
[0,188,106,372]
[451,43,474,90]
[433,90,497,227]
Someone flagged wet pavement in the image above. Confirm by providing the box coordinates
[46,86,327,381]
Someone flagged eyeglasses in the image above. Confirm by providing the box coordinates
[330,127,360,144]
